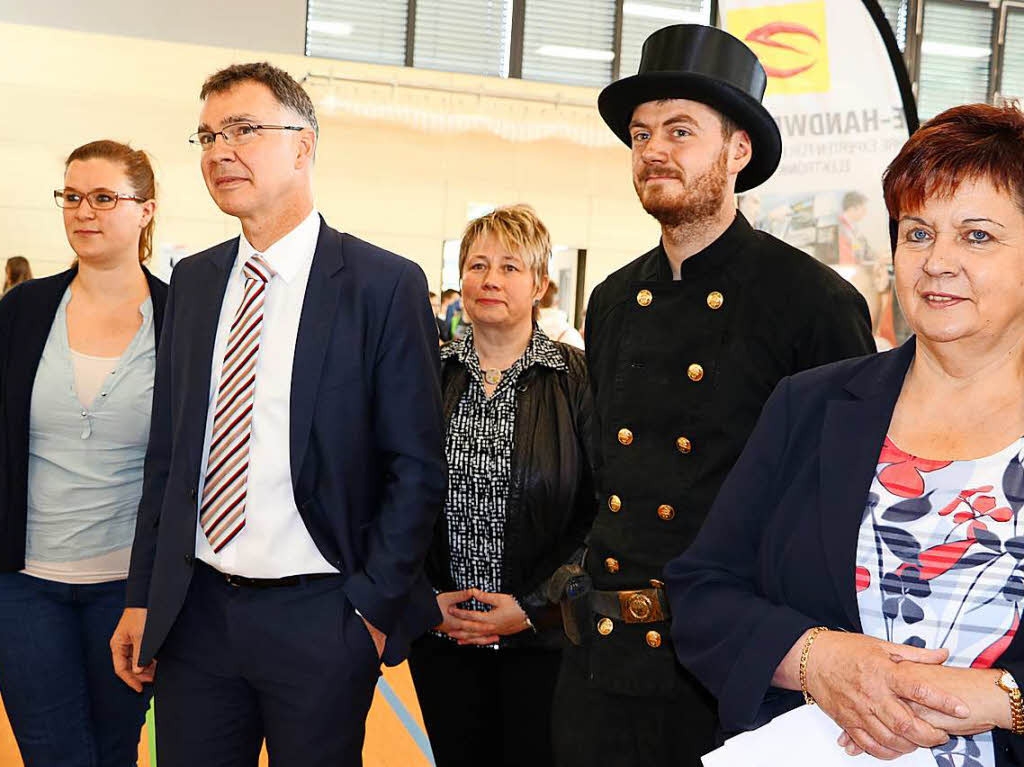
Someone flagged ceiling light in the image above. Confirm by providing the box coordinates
[536,45,615,62]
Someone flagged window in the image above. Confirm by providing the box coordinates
[305,0,408,66]
[878,0,908,51]
[413,0,514,77]
[521,0,618,87]
[618,1,711,79]
[917,0,994,120]
[1000,4,1024,102]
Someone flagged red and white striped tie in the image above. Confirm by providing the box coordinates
[200,253,274,553]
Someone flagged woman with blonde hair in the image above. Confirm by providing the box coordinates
[409,204,596,766]
[0,140,166,765]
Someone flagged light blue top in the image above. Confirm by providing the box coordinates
[25,288,155,563]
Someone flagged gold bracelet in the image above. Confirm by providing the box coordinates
[800,626,829,706]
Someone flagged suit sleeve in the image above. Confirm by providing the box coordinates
[342,262,446,635]
[0,290,15,522]
[665,376,818,732]
[126,268,177,607]
[798,286,876,370]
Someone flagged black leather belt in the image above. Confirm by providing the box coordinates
[591,587,671,624]
[199,561,340,589]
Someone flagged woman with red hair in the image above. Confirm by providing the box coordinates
[666,103,1024,766]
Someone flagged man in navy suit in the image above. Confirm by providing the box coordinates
[109,62,445,766]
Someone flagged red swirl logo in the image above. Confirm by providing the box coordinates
[745,21,820,78]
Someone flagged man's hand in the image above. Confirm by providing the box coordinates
[446,588,531,645]
[361,616,386,660]
[110,608,155,692]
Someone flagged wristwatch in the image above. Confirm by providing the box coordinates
[995,669,1024,736]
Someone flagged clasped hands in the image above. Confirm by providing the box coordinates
[799,631,1009,760]
[434,588,531,645]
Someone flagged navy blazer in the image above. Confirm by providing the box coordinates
[126,217,446,667]
[0,266,168,571]
[666,339,1024,765]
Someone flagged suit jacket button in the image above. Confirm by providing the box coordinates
[608,495,622,513]
[707,291,724,310]
[605,557,620,574]
[597,618,614,636]
[657,504,675,521]
[676,436,692,454]
[646,630,662,648]
[184,553,194,565]
[617,428,634,446]
[687,363,704,382]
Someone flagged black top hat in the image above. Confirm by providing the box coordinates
[599,24,782,193]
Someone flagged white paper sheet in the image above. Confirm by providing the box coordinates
[702,705,938,766]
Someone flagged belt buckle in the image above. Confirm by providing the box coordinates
[224,573,244,588]
[618,589,664,624]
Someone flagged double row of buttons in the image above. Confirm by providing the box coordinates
[636,289,724,310]
[617,429,692,452]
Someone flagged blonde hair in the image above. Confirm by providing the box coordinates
[458,204,551,286]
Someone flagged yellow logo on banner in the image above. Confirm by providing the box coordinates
[726,1,831,95]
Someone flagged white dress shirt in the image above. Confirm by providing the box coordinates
[195,208,337,577]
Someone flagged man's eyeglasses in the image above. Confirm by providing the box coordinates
[188,122,304,150]
[54,189,147,210]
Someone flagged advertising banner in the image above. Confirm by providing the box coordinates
[720,0,917,347]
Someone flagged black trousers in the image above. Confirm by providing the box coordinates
[551,644,717,767]
[153,562,381,767]
[408,634,561,767]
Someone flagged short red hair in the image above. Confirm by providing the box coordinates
[883,102,1024,219]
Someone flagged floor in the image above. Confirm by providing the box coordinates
[0,662,435,766]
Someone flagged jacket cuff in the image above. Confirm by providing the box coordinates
[718,605,818,732]
[124,575,150,608]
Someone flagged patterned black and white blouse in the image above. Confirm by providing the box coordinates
[438,326,567,643]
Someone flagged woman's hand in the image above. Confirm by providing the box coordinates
[433,590,474,636]
[777,630,969,759]
[837,666,1008,755]
[445,588,531,645]
[900,666,1008,736]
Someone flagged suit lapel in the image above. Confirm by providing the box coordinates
[290,218,345,483]
[182,241,237,471]
[819,341,916,630]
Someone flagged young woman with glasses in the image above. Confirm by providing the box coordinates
[0,140,167,765]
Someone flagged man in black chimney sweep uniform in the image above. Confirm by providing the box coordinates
[550,25,876,766]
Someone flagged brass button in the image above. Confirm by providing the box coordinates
[657,504,675,521]
[636,289,653,307]
[707,291,724,310]
[687,363,704,382]
[676,436,692,454]
[608,494,622,513]
[649,579,665,589]
[617,428,634,446]
[605,557,620,574]
[627,593,654,621]
[597,618,614,636]
[646,630,662,648]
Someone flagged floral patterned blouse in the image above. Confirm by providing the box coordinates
[856,435,1024,767]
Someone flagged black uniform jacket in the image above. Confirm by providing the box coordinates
[666,340,1024,765]
[0,266,168,571]
[425,339,597,649]
[582,212,875,697]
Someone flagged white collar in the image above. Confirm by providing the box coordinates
[236,208,321,284]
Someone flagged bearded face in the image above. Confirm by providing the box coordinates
[628,99,738,230]
[633,143,729,228]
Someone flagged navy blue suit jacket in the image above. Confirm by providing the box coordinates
[126,217,446,667]
[666,339,1024,764]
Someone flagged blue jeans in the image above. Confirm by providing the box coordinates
[0,573,152,766]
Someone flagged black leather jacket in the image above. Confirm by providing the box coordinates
[424,336,597,649]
